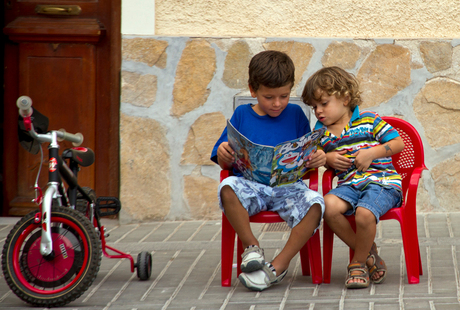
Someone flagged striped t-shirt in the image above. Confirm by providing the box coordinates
[314,107,402,192]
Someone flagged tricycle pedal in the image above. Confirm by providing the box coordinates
[96,196,121,217]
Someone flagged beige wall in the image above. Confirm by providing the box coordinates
[119,2,460,223]
[155,0,460,38]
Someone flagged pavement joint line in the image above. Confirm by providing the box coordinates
[0,290,11,303]
[187,221,207,242]
[452,245,460,301]
[105,224,120,235]
[114,224,140,244]
[82,258,125,303]
[198,261,221,299]
[339,286,346,310]
[0,224,12,232]
[280,256,301,310]
[447,213,454,238]
[162,249,206,310]
[140,250,181,301]
[210,226,221,242]
[399,246,405,310]
[103,272,137,310]
[424,214,430,238]
[138,222,163,243]
[220,278,238,310]
[163,222,185,242]
[427,246,433,294]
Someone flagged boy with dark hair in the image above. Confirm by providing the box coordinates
[210,50,325,291]
[302,66,404,288]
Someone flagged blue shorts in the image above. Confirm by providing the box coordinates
[326,183,402,223]
[218,176,325,230]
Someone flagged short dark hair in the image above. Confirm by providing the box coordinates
[301,66,362,110]
[248,50,295,92]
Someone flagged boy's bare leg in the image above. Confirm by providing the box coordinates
[324,195,384,283]
[271,203,322,276]
[323,194,357,248]
[352,207,378,282]
[220,185,258,249]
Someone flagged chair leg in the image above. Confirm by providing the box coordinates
[299,243,311,276]
[304,230,322,284]
[322,221,335,283]
[236,238,244,276]
[401,222,422,284]
[221,213,236,287]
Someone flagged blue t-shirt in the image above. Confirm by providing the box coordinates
[210,104,311,169]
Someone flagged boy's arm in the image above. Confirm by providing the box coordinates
[217,142,235,170]
[354,136,405,172]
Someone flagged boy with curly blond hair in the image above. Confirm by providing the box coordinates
[302,66,404,288]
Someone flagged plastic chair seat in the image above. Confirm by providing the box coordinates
[220,169,323,286]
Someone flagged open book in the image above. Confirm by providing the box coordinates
[227,120,326,187]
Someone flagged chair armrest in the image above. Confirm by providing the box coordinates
[322,168,336,195]
[220,169,233,182]
[403,166,428,213]
[304,168,319,191]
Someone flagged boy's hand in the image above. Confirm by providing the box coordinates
[217,142,235,169]
[354,148,375,172]
[326,150,352,171]
[307,150,326,168]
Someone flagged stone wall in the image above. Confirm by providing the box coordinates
[120,37,460,223]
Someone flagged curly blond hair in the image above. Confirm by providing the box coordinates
[301,66,362,110]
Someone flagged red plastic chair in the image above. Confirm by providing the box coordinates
[220,169,323,287]
[322,116,427,284]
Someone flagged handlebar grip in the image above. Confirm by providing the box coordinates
[17,96,33,117]
[57,129,84,146]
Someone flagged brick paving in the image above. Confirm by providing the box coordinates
[1,213,460,310]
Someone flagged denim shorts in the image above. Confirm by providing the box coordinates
[326,183,402,223]
[218,176,325,230]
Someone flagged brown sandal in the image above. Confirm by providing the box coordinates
[345,262,370,289]
[367,242,387,284]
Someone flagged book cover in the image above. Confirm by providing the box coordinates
[227,120,325,186]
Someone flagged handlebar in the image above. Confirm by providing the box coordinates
[57,129,84,146]
[17,96,84,146]
[17,96,33,117]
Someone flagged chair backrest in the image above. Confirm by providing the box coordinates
[382,117,426,197]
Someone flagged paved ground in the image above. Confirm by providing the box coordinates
[1,213,460,310]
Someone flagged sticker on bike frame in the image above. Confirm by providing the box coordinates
[49,157,57,172]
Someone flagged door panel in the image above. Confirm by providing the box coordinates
[3,0,120,216]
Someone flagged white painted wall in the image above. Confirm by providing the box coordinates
[121,0,155,35]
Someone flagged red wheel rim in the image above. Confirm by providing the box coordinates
[26,232,75,282]
[12,216,90,295]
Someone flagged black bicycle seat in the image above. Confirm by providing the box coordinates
[62,147,95,167]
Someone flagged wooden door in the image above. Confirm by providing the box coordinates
[2,0,121,216]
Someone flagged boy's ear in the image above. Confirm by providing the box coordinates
[248,84,257,98]
[343,95,351,106]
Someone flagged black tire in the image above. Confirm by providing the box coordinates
[136,251,152,281]
[1,206,102,307]
[76,187,96,217]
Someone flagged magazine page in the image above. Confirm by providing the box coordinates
[270,127,326,187]
[226,120,275,185]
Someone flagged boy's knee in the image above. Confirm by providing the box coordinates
[220,185,235,201]
[355,207,376,225]
[323,195,345,218]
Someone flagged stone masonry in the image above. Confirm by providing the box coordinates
[120,37,460,223]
